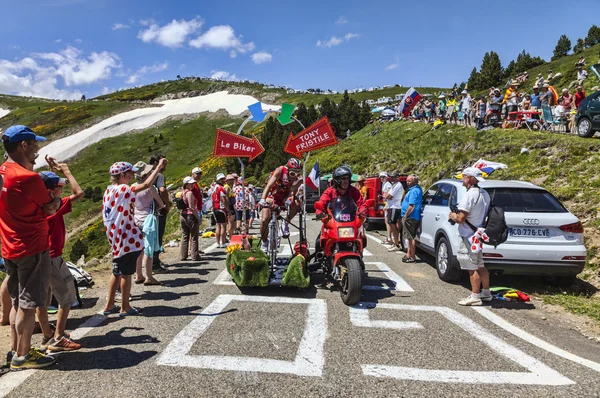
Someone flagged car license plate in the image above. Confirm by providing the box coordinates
[509,228,550,237]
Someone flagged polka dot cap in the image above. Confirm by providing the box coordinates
[109,162,138,176]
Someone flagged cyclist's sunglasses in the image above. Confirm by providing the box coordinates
[288,169,301,177]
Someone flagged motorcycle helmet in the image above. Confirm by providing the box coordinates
[332,166,352,188]
[287,158,302,171]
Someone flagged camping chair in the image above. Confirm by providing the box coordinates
[540,106,555,132]
[522,114,541,131]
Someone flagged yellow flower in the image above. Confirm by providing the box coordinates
[226,244,242,254]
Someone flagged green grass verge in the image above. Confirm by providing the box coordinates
[542,294,600,322]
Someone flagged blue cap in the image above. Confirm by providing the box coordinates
[39,171,67,189]
[2,125,46,143]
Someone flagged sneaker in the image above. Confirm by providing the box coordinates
[381,239,394,246]
[458,295,483,306]
[479,291,493,302]
[10,348,56,370]
[260,241,269,253]
[40,335,53,350]
[280,220,290,238]
[401,256,416,263]
[6,350,15,365]
[48,336,81,352]
[387,245,401,252]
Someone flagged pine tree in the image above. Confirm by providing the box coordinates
[584,25,600,47]
[479,51,504,89]
[504,60,516,79]
[319,97,340,137]
[551,35,571,60]
[467,67,481,91]
[294,103,310,127]
[573,38,585,53]
[307,104,319,124]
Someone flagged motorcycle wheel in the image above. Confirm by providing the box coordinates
[340,258,362,305]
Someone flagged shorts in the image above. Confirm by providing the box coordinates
[112,250,141,276]
[457,237,485,271]
[6,251,51,309]
[268,194,286,207]
[235,209,251,221]
[402,218,420,240]
[387,208,401,224]
[48,256,77,307]
[213,209,228,224]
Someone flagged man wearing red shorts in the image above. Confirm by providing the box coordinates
[258,158,303,253]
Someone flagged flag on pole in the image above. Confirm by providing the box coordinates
[472,158,508,177]
[398,87,422,117]
[306,161,319,190]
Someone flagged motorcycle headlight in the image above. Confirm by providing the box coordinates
[338,227,355,238]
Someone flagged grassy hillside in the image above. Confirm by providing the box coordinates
[0,96,144,140]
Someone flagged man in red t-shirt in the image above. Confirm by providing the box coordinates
[0,125,61,369]
[35,156,84,353]
[574,86,586,109]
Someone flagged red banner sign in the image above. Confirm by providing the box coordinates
[213,128,265,161]
[283,116,337,157]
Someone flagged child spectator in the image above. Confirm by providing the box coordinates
[102,158,167,317]
[36,157,84,352]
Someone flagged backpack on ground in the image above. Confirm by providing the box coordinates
[67,262,93,287]
[466,203,509,248]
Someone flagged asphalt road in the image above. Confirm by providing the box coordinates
[1,219,600,398]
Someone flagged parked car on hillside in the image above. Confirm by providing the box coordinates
[417,179,586,283]
[576,89,600,138]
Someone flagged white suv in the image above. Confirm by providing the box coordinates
[417,179,586,283]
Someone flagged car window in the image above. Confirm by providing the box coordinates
[486,188,567,213]
[450,186,458,207]
[423,184,439,205]
[431,184,453,207]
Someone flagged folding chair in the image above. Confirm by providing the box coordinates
[523,117,541,131]
[540,106,554,132]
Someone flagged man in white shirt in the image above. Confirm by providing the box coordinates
[461,90,472,127]
[380,171,393,245]
[577,67,588,84]
[449,167,491,306]
[384,172,405,252]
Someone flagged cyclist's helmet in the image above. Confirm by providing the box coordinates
[332,166,352,188]
[287,158,302,171]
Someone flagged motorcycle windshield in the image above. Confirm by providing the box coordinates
[331,197,358,222]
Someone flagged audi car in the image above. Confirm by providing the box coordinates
[417,179,586,283]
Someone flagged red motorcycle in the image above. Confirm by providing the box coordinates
[311,197,373,305]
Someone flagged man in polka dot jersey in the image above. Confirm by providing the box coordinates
[102,158,167,317]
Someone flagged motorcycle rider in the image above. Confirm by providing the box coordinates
[258,158,303,252]
[314,166,368,252]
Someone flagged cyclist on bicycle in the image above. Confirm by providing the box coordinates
[258,158,303,252]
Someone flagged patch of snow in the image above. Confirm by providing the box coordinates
[0,108,10,119]
[35,91,280,169]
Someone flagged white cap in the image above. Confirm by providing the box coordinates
[216,173,226,181]
[192,167,202,174]
[461,167,485,182]
[461,89,468,94]
[183,176,195,185]
[379,171,389,178]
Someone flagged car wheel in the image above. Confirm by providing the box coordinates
[435,237,462,282]
[577,118,594,138]
[364,219,374,231]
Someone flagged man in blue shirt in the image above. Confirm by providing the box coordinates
[401,174,423,263]
[530,86,542,108]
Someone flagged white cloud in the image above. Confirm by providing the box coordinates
[230,50,237,58]
[316,33,360,48]
[138,18,203,48]
[189,25,255,54]
[112,23,130,31]
[126,62,168,84]
[74,38,83,43]
[55,39,62,43]
[210,70,238,81]
[385,63,399,70]
[0,46,120,100]
[251,51,272,64]
[336,16,348,24]
[100,86,111,95]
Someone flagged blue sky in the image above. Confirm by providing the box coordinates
[0,0,598,99]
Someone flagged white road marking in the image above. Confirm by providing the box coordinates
[355,303,573,385]
[204,242,218,253]
[473,307,600,374]
[366,234,383,244]
[157,294,328,377]
[213,269,236,286]
[363,249,372,257]
[349,306,423,330]
[0,313,109,398]
[363,262,414,292]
